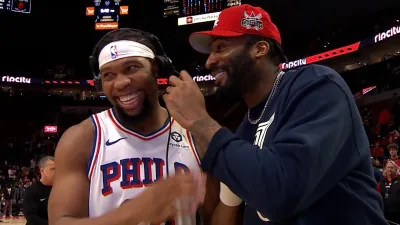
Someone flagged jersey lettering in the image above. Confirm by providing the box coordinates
[101,158,191,196]
[100,162,121,196]
[101,157,165,196]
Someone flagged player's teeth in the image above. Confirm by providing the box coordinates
[119,91,140,102]
[215,72,225,79]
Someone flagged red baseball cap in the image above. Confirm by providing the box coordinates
[189,4,281,54]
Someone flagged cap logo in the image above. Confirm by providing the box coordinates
[213,18,219,28]
[241,11,263,30]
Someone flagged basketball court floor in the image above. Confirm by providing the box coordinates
[0,217,25,224]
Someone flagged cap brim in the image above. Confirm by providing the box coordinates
[189,30,244,54]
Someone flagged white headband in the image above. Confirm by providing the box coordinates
[98,40,155,69]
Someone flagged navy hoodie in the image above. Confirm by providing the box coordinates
[201,64,387,225]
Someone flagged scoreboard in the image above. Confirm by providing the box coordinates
[0,0,31,13]
[163,0,240,26]
[86,0,129,30]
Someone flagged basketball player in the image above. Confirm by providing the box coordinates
[163,4,387,225]
[48,29,219,225]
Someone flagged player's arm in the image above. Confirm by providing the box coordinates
[23,186,48,225]
[210,183,243,225]
[195,141,241,225]
[194,141,220,225]
[48,119,143,225]
[193,74,357,221]
[198,175,219,225]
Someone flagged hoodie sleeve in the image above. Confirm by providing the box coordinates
[201,75,356,221]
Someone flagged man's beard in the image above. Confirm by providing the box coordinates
[114,98,153,125]
[214,47,261,106]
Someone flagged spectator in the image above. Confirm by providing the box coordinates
[30,159,36,169]
[8,166,16,180]
[23,156,54,225]
[378,160,400,223]
[2,184,14,218]
[14,183,25,216]
[384,143,400,167]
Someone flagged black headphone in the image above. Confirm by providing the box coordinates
[89,28,178,93]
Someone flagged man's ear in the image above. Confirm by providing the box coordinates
[254,40,270,59]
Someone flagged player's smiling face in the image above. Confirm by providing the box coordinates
[99,56,158,121]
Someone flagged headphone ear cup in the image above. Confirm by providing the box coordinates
[94,75,103,93]
[89,56,103,93]
[156,55,178,77]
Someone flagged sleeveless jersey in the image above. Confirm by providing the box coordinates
[87,109,201,224]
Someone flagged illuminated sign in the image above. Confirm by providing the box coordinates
[100,8,115,13]
[280,42,361,70]
[281,59,306,70]
[119,5,128,15]
[88,0,127,31]
[95,22,119,30]
[157,78,168,85]
[0,0,11,11]
[193,74,215,82]
[178,12,220,26]
[86,7,95,16]
[44,80,82,85]
[2,76,31,84]
[163,0,179,17]
[44,126,58,134]
[11,0,31,14]
[374,26,400,43]
[362,86,376,95]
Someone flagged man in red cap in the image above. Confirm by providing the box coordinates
[163,4,387,225]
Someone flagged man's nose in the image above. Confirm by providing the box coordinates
[114,74,131,90]
[205,53,218,70]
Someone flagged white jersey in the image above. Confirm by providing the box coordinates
[87,109,201,224]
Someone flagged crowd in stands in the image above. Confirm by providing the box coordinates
[360,93,400,223]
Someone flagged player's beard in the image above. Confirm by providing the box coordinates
[114,97,153,125]
[214,46,261,105]
[114,69,158,126]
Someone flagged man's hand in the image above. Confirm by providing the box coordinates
[164,70,222,156]
[163,70,209,130]
[132,172,206,224]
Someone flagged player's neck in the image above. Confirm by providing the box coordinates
[124,105,169,135]
[243,67,278,109]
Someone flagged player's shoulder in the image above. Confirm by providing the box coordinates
[61,118,95,143]
[55,117,95,158]
[170,117,190,134]
[170,116,194,139]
